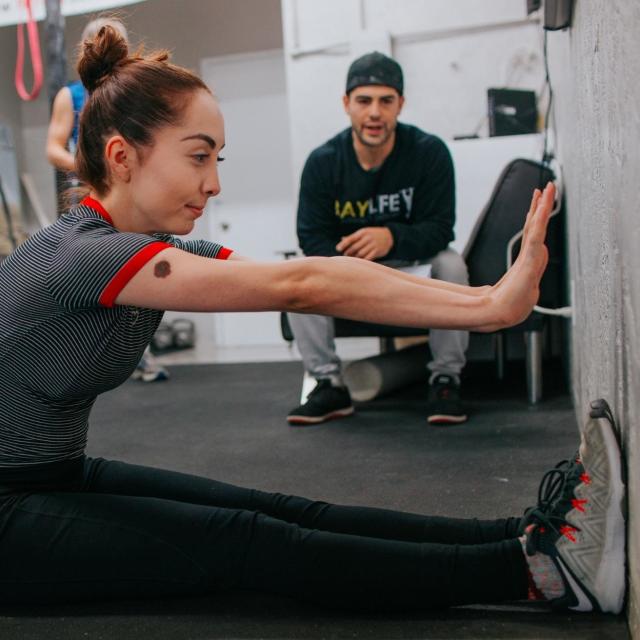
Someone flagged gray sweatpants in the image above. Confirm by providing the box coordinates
[288,248,470,385]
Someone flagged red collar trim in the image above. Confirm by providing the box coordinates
[80,196,113,225]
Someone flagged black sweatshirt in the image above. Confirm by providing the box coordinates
[296,122,456,261]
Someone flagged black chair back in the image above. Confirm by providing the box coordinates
[463,158,565,320]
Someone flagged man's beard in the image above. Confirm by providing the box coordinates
[354,124,393,148]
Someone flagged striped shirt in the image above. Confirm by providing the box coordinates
[0,198,230,483]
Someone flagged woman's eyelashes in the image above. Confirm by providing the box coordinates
[192,154,225,164]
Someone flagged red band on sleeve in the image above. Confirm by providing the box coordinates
[99,242,172,307]
[217,247,233,260]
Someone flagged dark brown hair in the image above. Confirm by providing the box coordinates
[75,24,210,196]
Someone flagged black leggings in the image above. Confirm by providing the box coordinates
[0,457,528,610]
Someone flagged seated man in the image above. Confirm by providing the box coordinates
[288,52,469,427]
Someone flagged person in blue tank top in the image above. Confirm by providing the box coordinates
[46,18,124,175]
[66,79,86,153]
[45,17,168,383]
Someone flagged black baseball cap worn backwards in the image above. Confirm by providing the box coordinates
[345,51,404,95]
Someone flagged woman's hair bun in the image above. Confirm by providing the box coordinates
[77,23,129,92]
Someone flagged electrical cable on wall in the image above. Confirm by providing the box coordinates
[503,167,571,318]
[528,29,572,318]
[541,30,553,165]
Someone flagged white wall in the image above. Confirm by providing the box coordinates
[280,0,548,268]
[547,2,640,633]
[281,0,545,178]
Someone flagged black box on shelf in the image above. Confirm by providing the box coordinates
[487,88,538,137]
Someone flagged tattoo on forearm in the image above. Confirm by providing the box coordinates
[154,260,171,278]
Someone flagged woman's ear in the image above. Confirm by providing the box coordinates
[104,135,135,183]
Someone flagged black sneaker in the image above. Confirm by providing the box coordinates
[524,413,626,613]
[287,379,354,426]
[426,374,467,425]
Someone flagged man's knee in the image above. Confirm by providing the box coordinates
[430,249,469,285]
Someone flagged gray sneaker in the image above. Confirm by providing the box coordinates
[524,409,626,613]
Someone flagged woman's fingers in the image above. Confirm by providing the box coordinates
[525,189,542,228]
[521,183,555,252]
[515,190,539,261]
[529,182,555,243]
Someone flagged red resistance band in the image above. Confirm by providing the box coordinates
[15,0,44,101]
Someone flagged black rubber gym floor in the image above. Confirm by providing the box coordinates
[0,359,629,639]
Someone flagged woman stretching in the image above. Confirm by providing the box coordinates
[0,25,625,614]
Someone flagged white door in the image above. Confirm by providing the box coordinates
[198,50,298,349]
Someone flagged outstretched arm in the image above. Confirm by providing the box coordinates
[116,184,554,334]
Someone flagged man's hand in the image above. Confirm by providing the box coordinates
[336,227,394,260]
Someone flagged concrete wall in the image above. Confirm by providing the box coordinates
[548,2,639,634]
